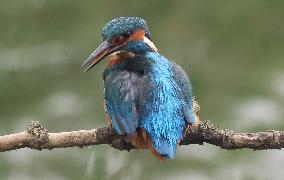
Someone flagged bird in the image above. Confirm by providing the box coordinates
[82,17,199,160]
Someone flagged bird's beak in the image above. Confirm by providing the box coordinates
[82,40,124,71]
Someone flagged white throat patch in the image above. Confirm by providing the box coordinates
[143,37,158,52]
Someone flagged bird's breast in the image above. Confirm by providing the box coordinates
[107,51,135,68]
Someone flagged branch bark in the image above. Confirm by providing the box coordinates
[1,120,284,152]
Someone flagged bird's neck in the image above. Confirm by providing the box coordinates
[106,51,168,72]
[107,51,136,68]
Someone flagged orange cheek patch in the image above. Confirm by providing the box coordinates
[107,56,126,68]
[107,51,135,68]
[129,29,145,41]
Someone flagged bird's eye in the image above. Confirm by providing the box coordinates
[112,32,131,44]
[118,35,124,41]
[112,36,123,44]
[122,32,131,39]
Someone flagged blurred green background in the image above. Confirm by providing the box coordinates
[1,0,284,179]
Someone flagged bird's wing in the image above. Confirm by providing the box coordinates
[103,69,142,136]
[171,62,196,124]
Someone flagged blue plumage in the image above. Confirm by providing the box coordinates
[138,52,188,158]
[103,51,195,159]
[83,17,197,159]
[102,17,152,41]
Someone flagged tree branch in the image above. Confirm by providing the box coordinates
[1,120,284,152]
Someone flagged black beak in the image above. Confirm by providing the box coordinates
[82,40,116,72]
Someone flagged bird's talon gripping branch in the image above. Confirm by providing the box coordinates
[26,121,49,144]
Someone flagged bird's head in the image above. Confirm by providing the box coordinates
[82,17,158,71]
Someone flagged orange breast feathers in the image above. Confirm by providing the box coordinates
[107,51,135,68]
[130,128,166,161]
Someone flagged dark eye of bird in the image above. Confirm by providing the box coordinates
[112,36,123,44]
[122,32,131,39]
[112,32,131,44]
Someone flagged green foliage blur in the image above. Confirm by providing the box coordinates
[1,0,284,179]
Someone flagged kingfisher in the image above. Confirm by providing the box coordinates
[82,17,199,160]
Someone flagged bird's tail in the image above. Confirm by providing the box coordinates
[130,129,176,160]
[154,140,176,160]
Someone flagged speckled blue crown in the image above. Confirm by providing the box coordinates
[102,17,152,40]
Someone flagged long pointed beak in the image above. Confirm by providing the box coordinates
[82,40,121,72]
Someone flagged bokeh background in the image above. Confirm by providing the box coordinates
[1,0,284,179]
